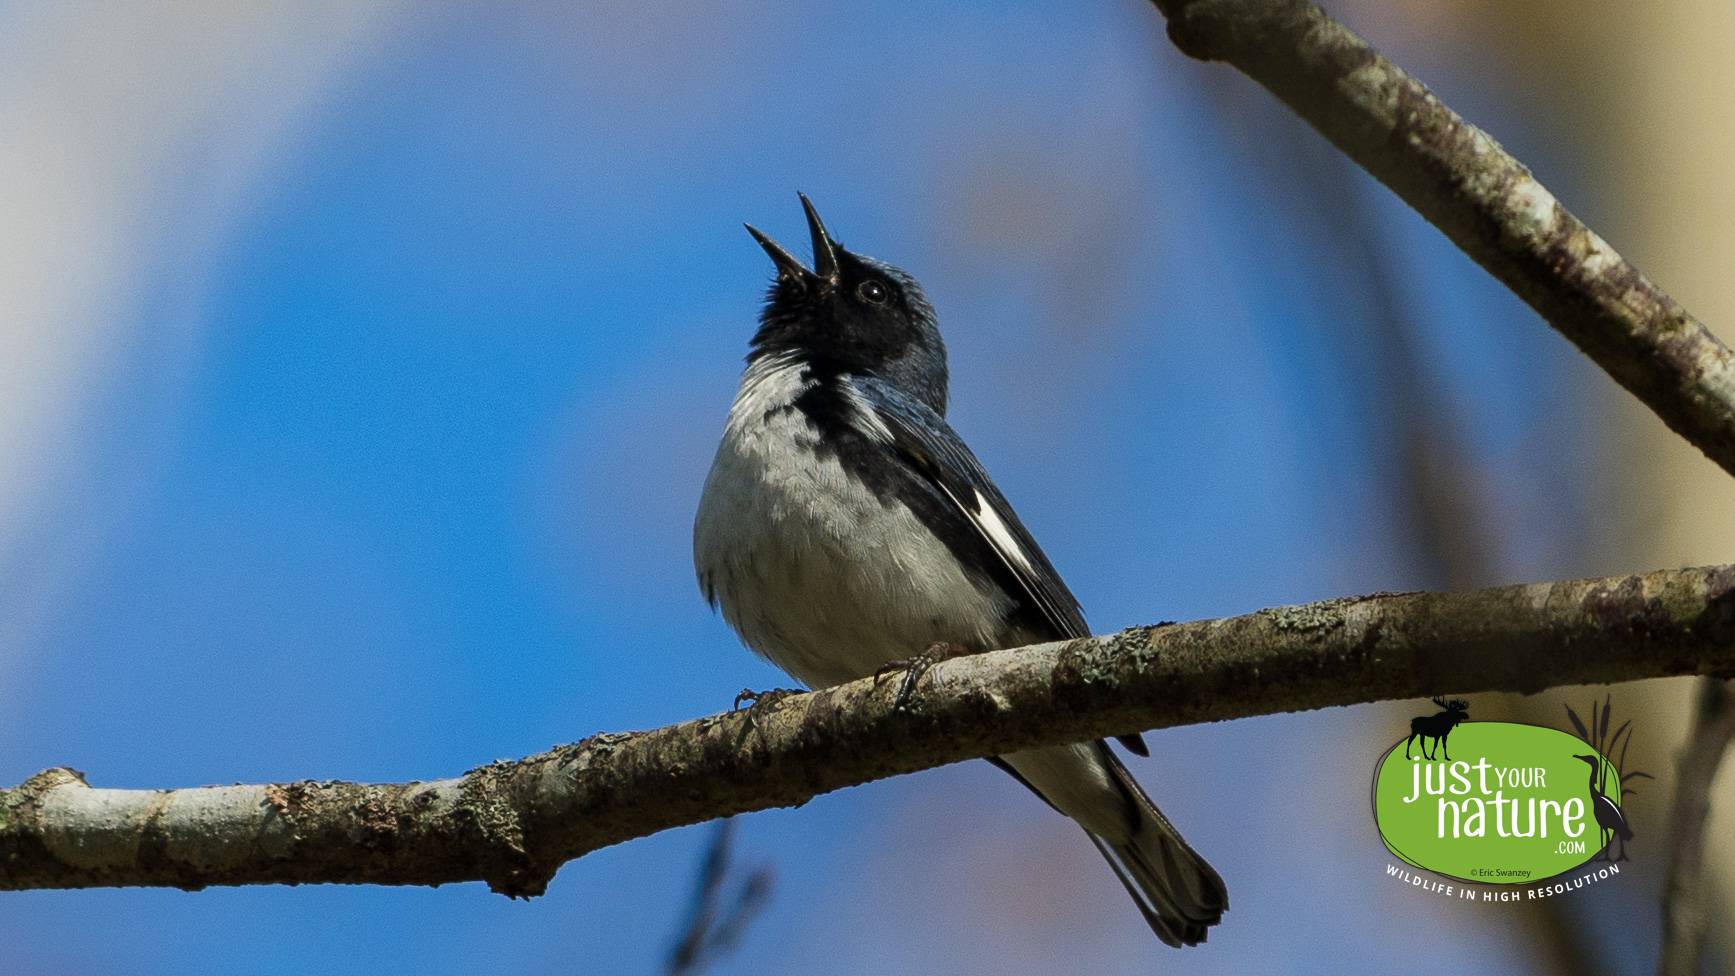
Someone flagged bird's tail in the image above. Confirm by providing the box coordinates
[997,742,1226,947]
[1089,749,1227,947]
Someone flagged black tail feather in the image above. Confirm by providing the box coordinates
[1092,746,1227,946]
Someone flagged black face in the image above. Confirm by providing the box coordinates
[745,195,948,413]
[754,250,926,365]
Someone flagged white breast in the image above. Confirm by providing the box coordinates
[693,356,1009,689]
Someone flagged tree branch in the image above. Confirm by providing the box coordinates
[4,565,1735,894]
[1658,677,1735,976]
[1146,0,1735,479]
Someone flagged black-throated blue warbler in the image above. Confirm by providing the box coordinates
[693,194,1226,946]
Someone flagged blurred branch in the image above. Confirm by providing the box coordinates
[1199,73,1502,592]
[1659,678,1735,976]
[1146,0,1735,480]
[6,566,1735,894]
[666,818,773,976]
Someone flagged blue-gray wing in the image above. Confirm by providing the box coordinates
[853,378,1147,757]
[853,376,1089,642]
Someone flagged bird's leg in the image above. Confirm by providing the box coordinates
[875,642,970,710]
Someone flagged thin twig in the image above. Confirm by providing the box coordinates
[1658,678,1735,976]
[666,819,773,976]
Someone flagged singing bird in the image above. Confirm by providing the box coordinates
[693,195,1226,946]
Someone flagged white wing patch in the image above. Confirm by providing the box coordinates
[972,488,1033,572]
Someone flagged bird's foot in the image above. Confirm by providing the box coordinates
[732,688,801,744]
[874,642,969,710]
[733,688,799,711]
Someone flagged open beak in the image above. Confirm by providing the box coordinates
[744,192,841,290]
[744,223,812,285]
[799,192,839,284]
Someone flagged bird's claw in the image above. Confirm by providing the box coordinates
[874,642,969,710]
[733,688,797,711]
[732,688,800,745]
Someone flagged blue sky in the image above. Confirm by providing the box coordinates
[0,1,1634,972]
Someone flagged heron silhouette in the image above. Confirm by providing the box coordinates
[1573,754,1632,862]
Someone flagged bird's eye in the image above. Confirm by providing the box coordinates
[858,280,888,305]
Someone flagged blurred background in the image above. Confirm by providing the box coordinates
[0,0,1729,972]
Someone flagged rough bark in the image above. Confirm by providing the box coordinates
[5,565,1735,895]
[1146,0,1735,480]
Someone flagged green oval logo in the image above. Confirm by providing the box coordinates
[1373,722,1623,883]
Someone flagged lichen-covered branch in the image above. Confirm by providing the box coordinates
[1147,0,1735,479]
[1658,677,1735,976]
[4,566,1735,894]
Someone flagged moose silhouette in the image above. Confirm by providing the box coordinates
[1405,697,1470,761]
